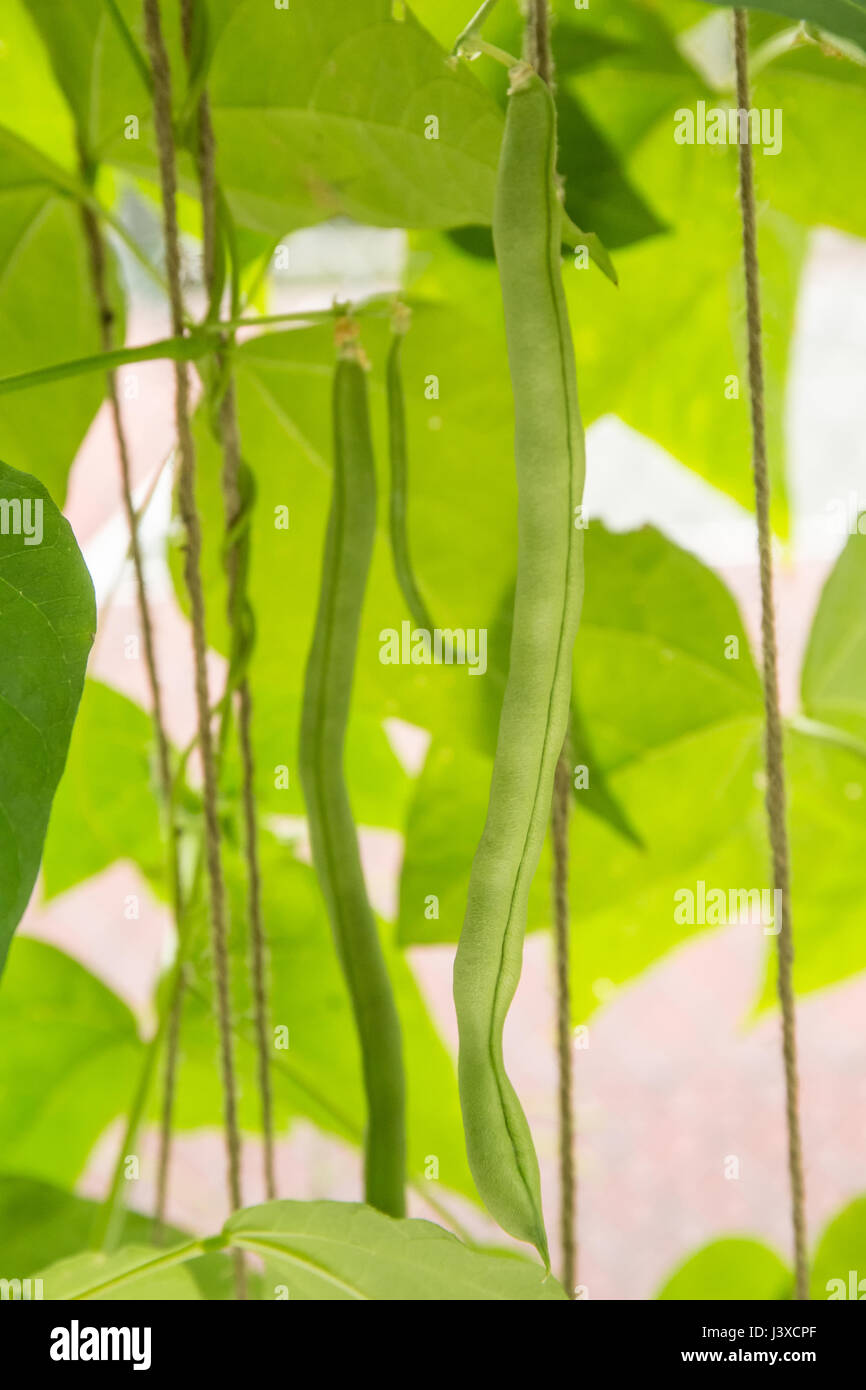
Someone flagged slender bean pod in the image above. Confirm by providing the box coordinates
[386,307,436,634]
[300,325,407,1217]
[453,64,586,1262]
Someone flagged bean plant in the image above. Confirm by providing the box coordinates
[0,0,864,1304]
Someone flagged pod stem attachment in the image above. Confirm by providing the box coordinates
[335,315,369,369]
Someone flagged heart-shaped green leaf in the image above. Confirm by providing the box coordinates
[0,460,94,974]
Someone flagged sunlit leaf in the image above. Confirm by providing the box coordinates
[0,461,95,972]
[801,529,866,743]
[224,1200,565,1300]
[208,0,502,233]
[810,1195,866,1300]
[0,940,142,1186]
[699,0,866,54]
[657,1237,793,1299]
[41,680,164,901]
[0,1175,235,1299]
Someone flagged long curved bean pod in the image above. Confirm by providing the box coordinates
[386,307,436,634]
[453,64,586,1262]
[300,326,407,1217]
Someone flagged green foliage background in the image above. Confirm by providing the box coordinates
[0,0,864,1298]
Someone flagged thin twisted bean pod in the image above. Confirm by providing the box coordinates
[386,306,436,634]
[300,327,407,1217]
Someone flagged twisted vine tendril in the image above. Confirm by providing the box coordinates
[733,7,808,1302]
[178,0,277,1205]
[142,0,246,1297]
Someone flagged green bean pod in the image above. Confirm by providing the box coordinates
[386,307,436,634]
[453,65,586,1262]
[300,329,407,1217]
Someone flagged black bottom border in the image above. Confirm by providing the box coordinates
[6,1297,858,1375]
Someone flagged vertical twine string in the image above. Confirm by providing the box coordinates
[151,0,214,1225]
[180,0,276,1201]
[77,201,178,874]
[526,0,552,85]
[78,177,189,1250]
[217,383,277,1202]
[552,731,576,1297]
[142,0,246,1297]
[526,0,578,1297]
[733,8,808,1301]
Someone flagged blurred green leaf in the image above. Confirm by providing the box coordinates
[42,680,164,901]
[565,140,804,532]
[699,0,866,54]
[0,1175,236,1298]
[801,529,866,744]
[0,1,77,163]
[743,532,866,1006]
[657,1237,793,1298]
[575,525,762,770]
[810,1195,866,1299]
[0,939,142,1186]
[207,0,502,233]
[38,1242,205,1301]
[568,715,765,1018]
[0,461,95,974]
[755,727,866,1006]
[752,47,866,239]
[658,1191,866,1300]
[21,0,153,165]
[555,88,667,251]
[0,185,112,499]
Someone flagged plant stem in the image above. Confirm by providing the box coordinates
[733,8,808,1302]
[525,0,553,84]
[552,733,576,1297]
[0,304,398,399]
[453,0,502,55]
[0,335,210,396]
[460,36,519,68]
[152,962,190,1239]
[104,0,154,93]
[75,1238,209,1300]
